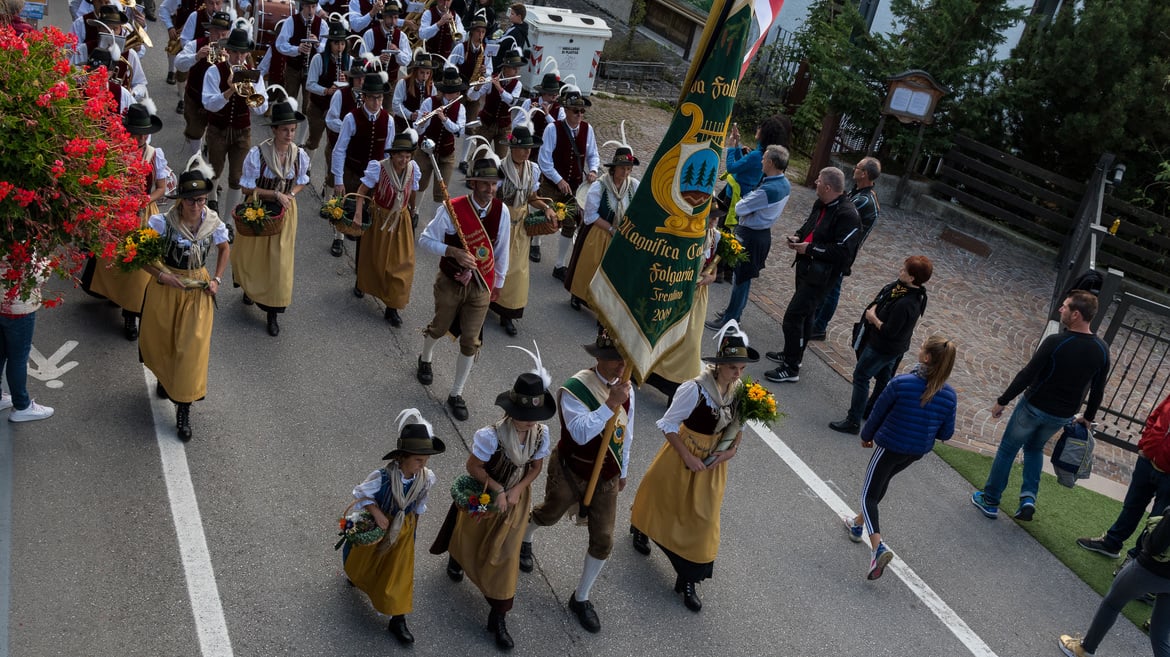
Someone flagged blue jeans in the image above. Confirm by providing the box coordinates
[980,399,1071,507]
[813,273,845,335]
[719,273,752,323]
[0,312,36,411]
[1103,455,1170,556]
[847,346,901,425]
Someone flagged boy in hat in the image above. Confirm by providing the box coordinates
[472,46,523,162]
[273,0,328,108]
[415,155,511,421]
[202,26,270,215]
[430,344,556,649]
[344,408,444,646]
[452,9,492,168]
[174,9,232,158]
[352,128,422,327]
[362,2,412,85]
[523,328,635,634]
[331,70,396,256]
[391,49,437,134]
[305,21,352,158]
[415,66,468,204]
[537,87,599,280]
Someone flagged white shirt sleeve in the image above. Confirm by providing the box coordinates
[449,42,466,65]
[332,114,356,179]
[528,162,541,194]
[201,65,227,112]
[348,0,376,32]
[470,426,499,462]
[390,79,409,122]
[153,148,169,181]
[582,182,602,225]
[493,204,510,288]
[584,124,600,174]
[125,50,148,99]
[351,469,383,509]
[174,39,199,73]
[418,9,438,40]
[180,12,198,45]
[415,468,436,516]
[558,377,635,477]
[656,380,699,435]
[326,91,344,133]
[359,159,382,189]
[395,33,412,67]
[238,147,263,190]
[305,53,327,96]
[160,0,177,29]
[499,79,520,105]
[295,148,312,185]
[258,47,272,76]
[250,74,270,115]
[411,160,422,189]
[537,122,559,182]
[418,202,454,257]
[275,16,299,57]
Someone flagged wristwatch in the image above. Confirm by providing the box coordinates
[213,276,222,284]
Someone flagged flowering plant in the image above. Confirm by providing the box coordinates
[333,508,386,550]
[0,26,152,305]
[233,195,284,236]
[319,197,347,222]
[114,227,165,273]
[735,376,781,426]
[450,473,497,520]
[716,229,749,268]
[552,200,577,221]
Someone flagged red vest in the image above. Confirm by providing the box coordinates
[345,109,391,173]
[457,43,485,84]
[184,37,213,105]
[550,121,590,189]
[556,394,631,482]
[284,15,323,70]
[171,0,199,32]
[207,62,254,129]
[422,94,461,157]
[367,24,403,85]
[479,79,521,130]
[438,196,503,282]
[312,52,350,110]
[424,5,456,58]
[372,160,415,209]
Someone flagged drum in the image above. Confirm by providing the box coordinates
[256,0,293,51]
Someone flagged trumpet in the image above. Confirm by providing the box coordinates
[231,65,266,108]
[208,40,228,64]
[413,94,464,127]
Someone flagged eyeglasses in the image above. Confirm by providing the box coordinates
[570,109,586,115]
[182,197,208,205]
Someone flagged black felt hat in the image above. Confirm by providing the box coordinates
[435,67,469,94]
[326,20,348,41]
[702,334,760,363]
[533,73,561,95]
[206,10,233,32]
[389,129,419,152]
[95,5,130,25]
[506,125,541,149]
[361,70,391,95]
[382,423,446,459]
[561,90,591,108]
[498,48,525,70]
[267,100,306,126]
[466,156,504,182]
[604,146,639,168]
[584,327,622,360]
[123,103,163,135]
[172,170,213,199]
[224,27,254,52]
[495,372,557,421]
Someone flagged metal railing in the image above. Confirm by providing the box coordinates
[1095,291,1170,450]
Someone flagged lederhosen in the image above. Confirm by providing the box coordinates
[205,61,255,184]
[426,197,503,353]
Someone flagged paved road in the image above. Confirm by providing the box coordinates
[1,10,1152,657]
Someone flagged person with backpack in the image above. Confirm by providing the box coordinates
[1059,513,1170,657]
[1076,393,1170,559]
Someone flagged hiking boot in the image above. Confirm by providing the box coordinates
[970,491,998,519]
[843,516,864,543]
[518,541,534,573]
[867,543,893,580]
[1076,536,1121,559]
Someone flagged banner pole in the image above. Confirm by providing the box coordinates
[577,362,634,520]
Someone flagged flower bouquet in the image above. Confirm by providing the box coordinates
[319,197,347,222]
[333,507,386,550]
[450,473,497,520]
[715,229,749,268]
[704,376,782,465]
[114,227,165,273]
[524,198,575,237]
[232,191,285,237]
[321,194,370,237]
[0,25,153,306]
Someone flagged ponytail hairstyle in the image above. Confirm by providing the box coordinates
[919,335,956,406]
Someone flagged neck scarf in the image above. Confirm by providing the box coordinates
[378,461,431,552]
[500,156,532,208]
[164,203,220,269]
[600,171,633,223]
[492,418,542,488]
[696,367,737,433]
[259,138,299,184]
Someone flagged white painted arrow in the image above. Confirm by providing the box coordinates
[27,341,79,389]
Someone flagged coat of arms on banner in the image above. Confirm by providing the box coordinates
[651,103,728,239]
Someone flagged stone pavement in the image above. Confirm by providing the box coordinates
[582,94,1139,494]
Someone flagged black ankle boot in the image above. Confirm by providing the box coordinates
[630,526,651,556]
[675,577,702,612]
[266,311,280,337]
[387,615,414,645]
[176,403,192,442]
[446,556,463,582]
[123,313,138,341]
[487,610,514,650]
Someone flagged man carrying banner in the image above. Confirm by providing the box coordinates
[764,166,860,384]
[537,88,599,281]
[415,155,510,422]
[521,328,634,634]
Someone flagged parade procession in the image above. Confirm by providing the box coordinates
[0,1,1163,657]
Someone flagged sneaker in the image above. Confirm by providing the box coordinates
[971,491,999,519]
[765,351,785,364]
[0,392,11,411]
[843,516,864,543]
[1014,497,1036,521]
[1075,536,1120,559]
[764,366,799,383]
[867,543,893,580]
[1058,634,1093,657]
[9,401,54,422]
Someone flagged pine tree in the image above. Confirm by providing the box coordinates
[682,162,696,186]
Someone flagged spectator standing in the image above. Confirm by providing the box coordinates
[0,258,54,423]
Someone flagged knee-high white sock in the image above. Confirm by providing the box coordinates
[523,520,538,543]
[556,234,574,267]
[167,53,176,74]
[333,229,344,240]
[451,353,475,396]
[185,138,202,163]
[530,235,541,247]
[223,187,242,216]
[421,335,439,362]
[576,555,606,601]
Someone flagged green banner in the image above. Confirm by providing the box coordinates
[589,0,753,380]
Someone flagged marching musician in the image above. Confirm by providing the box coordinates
[159,0,198,86]
[330,71,396,256]
[517,71,564,264]
[537,87,599,282]
[86,48,135,113]
[202,26,270,215]
[177,0,229,114]
[418,0,463,59]
[361,1,411,86]
[174,10,232,162]
[415,66,467,206]
[305,21,352,165]
[473,46,522,161]
[415,154,510,422]
[72,6,149,103]
[273,0,327,110]
[391,50,437,224]
[346,0,384,34]
[324,59,367,210]
[451,9,491,169]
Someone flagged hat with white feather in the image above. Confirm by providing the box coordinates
[703,320,759,363]
[497,342,557,421]
[601,120,639,167]
[170,154,216,199]
[382,408,446,459]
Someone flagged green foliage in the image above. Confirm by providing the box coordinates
[732,42,795,138]
[626,0,647,47]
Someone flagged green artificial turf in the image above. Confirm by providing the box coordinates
[934,442,1151,630]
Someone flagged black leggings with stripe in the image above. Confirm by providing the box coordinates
[860,446,923,536]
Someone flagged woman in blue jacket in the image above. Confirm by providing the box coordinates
[843,335,958,579]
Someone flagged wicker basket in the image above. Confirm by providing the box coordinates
[523,210,559,237]
[329,194,372,237]
[233,194,286,237]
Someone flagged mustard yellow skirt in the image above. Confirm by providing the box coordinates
[344,513,418,616]
[494,203,532,314]
[355,204,414,309]
[230,201,299,309]
[448,486,531,600]
[139,268,215,403]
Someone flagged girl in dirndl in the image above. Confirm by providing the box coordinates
[231,94,311,337]
[139,156,230,442]
[83,101,168,341]
[429,344,554,650]
[629,321,758,613]
[488,121,558,336]
[344,409,445,646]
[564,126,639,311]
[352,127,422,327]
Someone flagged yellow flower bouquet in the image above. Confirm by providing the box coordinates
[319,197,347,222]
[735,376,781,426]
[523,197,577,237]
[716,229,750,268]
[114,226,165,273]
[232,192,286,237]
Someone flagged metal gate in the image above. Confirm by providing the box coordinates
[1094,292,1170,451]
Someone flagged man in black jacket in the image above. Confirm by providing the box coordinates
[765,167,861,383]
[828,256,931,434]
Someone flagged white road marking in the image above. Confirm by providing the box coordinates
[0,422,12,657]
[143,367,234,657]
[750,421,1000,657]
[27,342,79,387]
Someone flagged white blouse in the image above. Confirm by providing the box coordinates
[351,468,436,515]
[238,147,313,190]
[655,379,724,435]
[470,424,551,462]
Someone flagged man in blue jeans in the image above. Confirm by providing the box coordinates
[1076,392,1170,559]
[972,290,1110,521]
